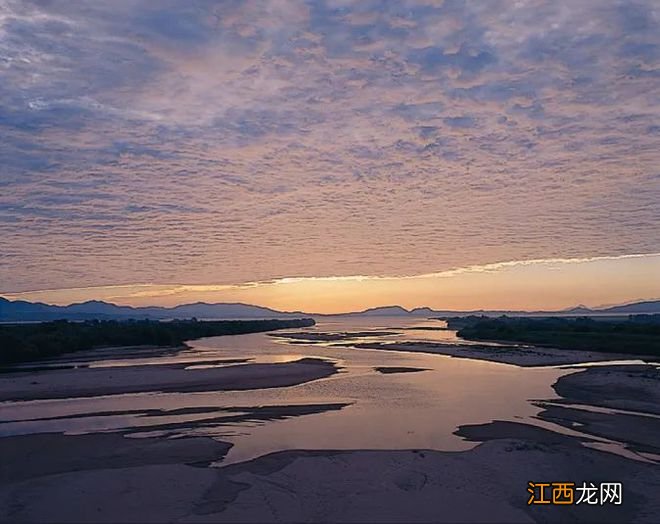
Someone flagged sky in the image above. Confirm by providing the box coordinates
[0,0,659,312]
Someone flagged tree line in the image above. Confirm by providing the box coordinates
[0,318,315,365]
[446,315,660,356]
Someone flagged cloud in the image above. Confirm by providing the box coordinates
[442,116,476,128]
[0,0,659,294]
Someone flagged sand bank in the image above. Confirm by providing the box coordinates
[352,340,655,366]
[533,364,660,456]
[0,356,339,401]
[551,364,660,414]
[2,422,659,523]
[272,330,657,366]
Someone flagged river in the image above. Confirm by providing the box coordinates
[0,318,647,465]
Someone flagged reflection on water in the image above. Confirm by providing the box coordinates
[0,318,650,465]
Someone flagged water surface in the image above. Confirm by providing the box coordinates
[0,318,647,465]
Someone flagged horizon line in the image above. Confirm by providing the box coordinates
[3,252,660,314]
[2,295,659,317]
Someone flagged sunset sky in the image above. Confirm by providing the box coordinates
[1,1,659,313]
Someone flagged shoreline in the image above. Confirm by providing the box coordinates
[550,364,660,414]
[270,329,660,367]
[1,327,659,521]
[0,354,340,402]
[2,417,659,522]
[351,340,657,367]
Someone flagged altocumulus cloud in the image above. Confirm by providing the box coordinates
[0,0,659,293]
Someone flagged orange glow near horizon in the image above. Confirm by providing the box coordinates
[3,253,660,314]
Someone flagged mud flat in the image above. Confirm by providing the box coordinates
[551,364,660,414]
[0,432,231,523]
[272,330,657,366]
[187,426,660,523]
[352,340,655,366]
[0,354,339,401]
[2,421,659,523]
[373,366,429,374]
[535,364,660,456]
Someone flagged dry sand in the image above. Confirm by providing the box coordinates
[535,364,660,456]
[0,433,229,523]
[2,421,659,523]
[0,357,339,401]
[551,364,660,414]
[352,340,655,366]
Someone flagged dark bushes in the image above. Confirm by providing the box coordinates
[0,318,315,365]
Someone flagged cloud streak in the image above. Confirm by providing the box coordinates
[4,253,660,313]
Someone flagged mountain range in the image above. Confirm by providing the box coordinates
[1,297,659,322]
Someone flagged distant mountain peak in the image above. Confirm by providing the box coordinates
[358,305,410,316]
[562,304,593,313]
[2,297,660,322]
[0,298,300,321]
